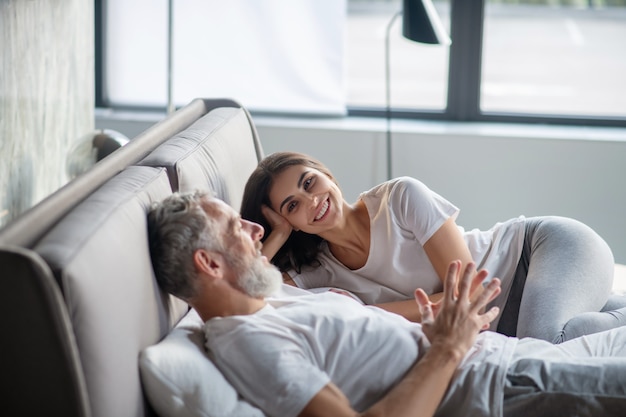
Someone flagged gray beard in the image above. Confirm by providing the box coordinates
[234,256,282,298]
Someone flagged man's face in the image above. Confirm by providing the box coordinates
[230,253,282,298]
[203,198,281,298]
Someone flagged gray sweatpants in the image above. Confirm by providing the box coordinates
[497,216,626,343]
[503,326,626,417]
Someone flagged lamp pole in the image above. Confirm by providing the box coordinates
[385,11,401,181]
[167,0,175,114]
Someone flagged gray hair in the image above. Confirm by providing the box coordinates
[147,190,223,300]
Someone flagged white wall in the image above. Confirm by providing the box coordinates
[96,111,626,263]
[1,0,94,227]
[256,117,626,264]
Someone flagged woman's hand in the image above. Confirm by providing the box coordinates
[262,204,292,235]
[259,204,293,260]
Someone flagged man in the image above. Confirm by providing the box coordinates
[148,191,626,417]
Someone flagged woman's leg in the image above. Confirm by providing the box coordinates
[560,304,626,341]
[601,294,626,311]
[515,216,622,343]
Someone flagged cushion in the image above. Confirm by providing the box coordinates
[137,107,263,211]
[34,166,189,417]
[139,309,265,417]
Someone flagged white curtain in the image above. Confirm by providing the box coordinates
[105,0,347,115]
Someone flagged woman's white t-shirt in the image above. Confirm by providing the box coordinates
[290,177,525,330]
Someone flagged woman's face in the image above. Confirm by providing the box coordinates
[268,164,343,234]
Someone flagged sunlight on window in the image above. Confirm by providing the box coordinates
[346,0,450,110]
[482,1,626,117]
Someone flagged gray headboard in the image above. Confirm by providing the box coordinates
[34,166,187,417]
[138,106,262,211]
[0,98,264,417]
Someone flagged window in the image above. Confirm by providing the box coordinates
[346,0,451,111]
[96,0,626,127]
[482,1,626,118]
[101,0,347,115]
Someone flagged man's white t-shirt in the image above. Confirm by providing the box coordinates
[290,177,526,330]
[204,292,518,417]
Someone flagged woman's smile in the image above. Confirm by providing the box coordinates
[268,164,343,232]
[314,198,330,222]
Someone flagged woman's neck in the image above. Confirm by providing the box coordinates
[321,199,371,270]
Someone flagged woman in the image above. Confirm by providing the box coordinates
[241,151,626,343]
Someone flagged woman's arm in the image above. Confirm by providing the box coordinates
[375,269,488,323]
[299,262,501,417]
[282,273,297,286]
[374,294,443,322]
[423,217,473,280]
[423,217,482,297]
[374,213,473,322]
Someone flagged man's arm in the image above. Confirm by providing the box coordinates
[299,260,501,417]
[300,347,462,417]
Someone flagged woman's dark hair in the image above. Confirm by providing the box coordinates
[240,151,339,273]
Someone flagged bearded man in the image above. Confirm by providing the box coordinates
[147,191,626,417]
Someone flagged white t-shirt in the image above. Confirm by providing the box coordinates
[291,177,525,330]
[204,293,518,417]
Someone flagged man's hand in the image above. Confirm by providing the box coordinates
[414,260,501,359]
[421,269,489,320]
[302,262,502,417]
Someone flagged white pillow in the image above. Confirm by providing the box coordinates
[139,309,265,417]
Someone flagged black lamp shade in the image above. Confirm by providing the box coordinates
[402,0,451,45]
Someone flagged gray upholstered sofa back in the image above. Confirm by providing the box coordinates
[0,98,263,417]
[138,106,262,211]
[34,166,187,417]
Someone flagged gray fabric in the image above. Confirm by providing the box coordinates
[34,166,188,417]
[500,216,626,343]
[0,99,260,417]
[139,309,266,417]
[602,294,626,311]
[137,107,263,211]
[0,247,90,417]
[503,328,626,417]
[0,98,210,249]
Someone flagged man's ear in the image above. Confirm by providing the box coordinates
[193,248,222,278]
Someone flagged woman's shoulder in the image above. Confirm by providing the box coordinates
[361,176,426,199]
[358,177,434,216]
[374,177,458,221]
[391,176,429,193]
[382,177,434,205]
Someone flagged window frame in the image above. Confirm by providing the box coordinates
[94,0,626,128]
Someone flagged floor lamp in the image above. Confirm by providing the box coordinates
[385,0,451,180]
[167,0,175,114]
